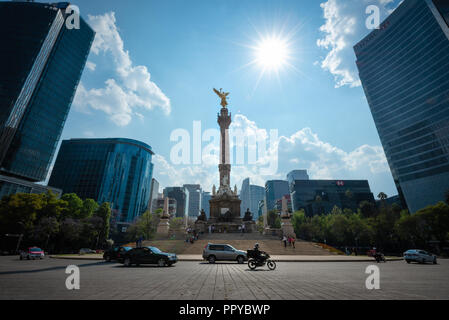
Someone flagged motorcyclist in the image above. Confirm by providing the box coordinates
[253,243,264,261]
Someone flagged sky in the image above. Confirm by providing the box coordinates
[57,0,402,196]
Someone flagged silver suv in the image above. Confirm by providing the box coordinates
[203,243,247,264]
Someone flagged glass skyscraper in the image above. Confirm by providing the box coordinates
[49,138,154,223]
[163,187,187,218]
[354,0,449,212]
[265,180,290,212]
[184,184,202,218]
[240,178,265,220]
[0,1,95,183]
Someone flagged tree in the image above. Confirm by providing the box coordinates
[359,201,377,218]
[267,210,280,228]
[61,193,84,219]
[80,199,99,219]
[32,216,59,250]
[0,193,44,234]
[95,203,112,246]
[169,217,184,230]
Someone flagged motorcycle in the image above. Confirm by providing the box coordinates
[374,252,386,263]
[247,250,276,270]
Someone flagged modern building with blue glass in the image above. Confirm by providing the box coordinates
[265,180,290,212]
[0,1,94,198]
[354,0,449,212]
[240,178,265,220]
[163,187,187,218]
[49,138,154,223]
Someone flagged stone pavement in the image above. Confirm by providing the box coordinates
[50,254,403,262]
[0,256,448,300]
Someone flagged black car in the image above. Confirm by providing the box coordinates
[103,246,132,262]
[121,246,177,267]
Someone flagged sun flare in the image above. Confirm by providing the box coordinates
[254,36,290,71]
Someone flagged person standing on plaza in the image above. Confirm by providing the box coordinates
[291,236,296,249]
[282,235,287,248]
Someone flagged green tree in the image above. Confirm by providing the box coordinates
[0,193,44,234]
[61,193,84,219]
[32,216,59,250]
[95,202,112,246]
[80,199,99,219]
[359,201,377,218]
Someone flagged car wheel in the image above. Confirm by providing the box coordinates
[406,260,411,264]
[433,257,437,265]
[158,259,166,267]
[124,258,131,267]
[237,256,244,264]
[27,256,30,260]
[421,258,425,264]
[106,255,111,262]
[208,255,216,264]
[20,256,23,260]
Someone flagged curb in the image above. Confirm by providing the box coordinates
[49,255,404,263]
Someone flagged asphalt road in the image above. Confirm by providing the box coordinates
[0,256,448,300]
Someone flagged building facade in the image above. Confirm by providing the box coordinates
[0,1,94,182]
[184,184,202,218]
[287,170,309,185]
[240,178,267,220]
[265,180,290,212]
[163,187,187,218]
[0,1,94,198]
[289,179,375,217]
[354,0,449,212]
[49,138,154,223]
[201,191,211,218]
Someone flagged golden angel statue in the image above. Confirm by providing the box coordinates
[213,88,230,107]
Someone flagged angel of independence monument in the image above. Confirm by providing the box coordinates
[195,89,255,233]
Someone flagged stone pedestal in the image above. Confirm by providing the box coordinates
[281,213,296,238]
[208,193,241,224]
[156,216,170,236]
[243,220,256,233]
[194,220,207,233]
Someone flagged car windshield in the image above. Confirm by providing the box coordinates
[30,248,42,252]
[149,247,162,254]
[123,247,131,251]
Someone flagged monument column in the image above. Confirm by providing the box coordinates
[218,106,231,189]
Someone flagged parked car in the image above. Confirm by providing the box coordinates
[79,248,96,255]
[203,243,247,264]
[404,249,437,264]
[103,246,132,262]
[121,246,177,267]
[20,247,44,260]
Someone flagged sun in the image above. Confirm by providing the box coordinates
[254,36,290,71]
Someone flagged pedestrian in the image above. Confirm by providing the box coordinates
[282,235,287,248]
[291,236,296,248]
[242,224,246,233]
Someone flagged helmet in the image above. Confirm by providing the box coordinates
[254,243,260,249]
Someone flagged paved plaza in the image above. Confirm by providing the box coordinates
[0,256,448,300]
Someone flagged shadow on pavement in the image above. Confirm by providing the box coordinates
[0,261,107,275]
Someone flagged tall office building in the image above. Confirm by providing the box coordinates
[163,187,187,218]
[265,180,290,211]
[0,2,94,194]
[240,178,265,220]
[287,170,309,185]
[240,178,251,216]
[184,184,202,218]
[289,179,375,217]
[148,178,159,213]
[201,191,211,218]
[354,0,449,212]
[49,138,154,223]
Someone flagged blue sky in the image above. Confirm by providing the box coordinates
[59,0,401,196]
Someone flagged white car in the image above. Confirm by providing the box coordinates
[404,249,437,264]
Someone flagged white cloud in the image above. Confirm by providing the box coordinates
[73,12,171,126]
[152,114,395,196]
[85,61,96,71]
[317,0,400,88]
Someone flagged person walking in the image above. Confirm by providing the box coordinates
[291,236,296,249]
[282,235,287,248]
